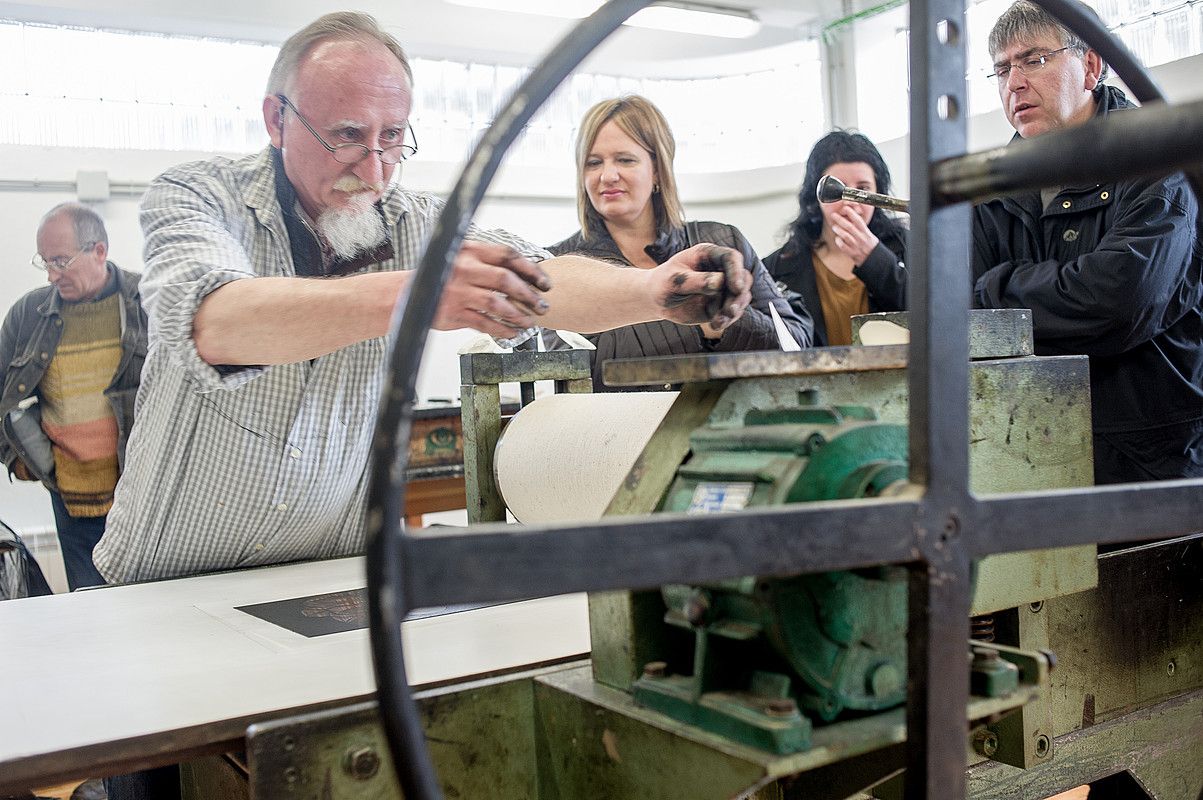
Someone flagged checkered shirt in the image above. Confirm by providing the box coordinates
[93,147,548,583]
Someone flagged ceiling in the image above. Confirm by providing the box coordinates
[0,0,852,76]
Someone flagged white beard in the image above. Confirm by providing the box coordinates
[316,193,387,261]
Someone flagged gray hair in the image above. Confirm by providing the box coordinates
[40,202,108,249]
[988,0,1109,81]
[266,12,413,97]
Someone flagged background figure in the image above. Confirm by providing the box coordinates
[764,131,908,347]
[0,203,145,591]
[548,95,812,390]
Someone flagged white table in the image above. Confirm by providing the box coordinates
[0,556,589,791]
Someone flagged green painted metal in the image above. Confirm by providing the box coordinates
[460,381,504,524]
[967,689,1203,800]
[459,349,592,385]
[459,349,593,525]
[629,409,911,751]
[245,669,553,800]
[969,648,1021,698]
[534,663,1044,800]
[629,675,812,754]
[850,308,1034,359]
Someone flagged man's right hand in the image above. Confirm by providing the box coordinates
[433,241,553,338]
[10,459,35,481]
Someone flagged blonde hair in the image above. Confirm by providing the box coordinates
[574,95,685,240]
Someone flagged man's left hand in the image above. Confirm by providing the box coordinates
[830,208,880,265]
[651,244,751,331]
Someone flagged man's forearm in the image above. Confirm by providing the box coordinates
[537,256,662,333]
[192,271,411,365]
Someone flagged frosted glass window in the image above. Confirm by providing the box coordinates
[857,0,1203,143]
[0,19,821,172]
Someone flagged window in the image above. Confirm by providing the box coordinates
[851,0,1203,141]
[0,19,823,173]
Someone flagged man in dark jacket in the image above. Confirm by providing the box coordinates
[973,0,1203,483]
[0,203,146,589]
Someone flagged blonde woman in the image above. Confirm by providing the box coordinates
[548,95,812,390]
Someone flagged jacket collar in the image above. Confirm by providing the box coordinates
[580,217,687,265]
[644,225,688,264]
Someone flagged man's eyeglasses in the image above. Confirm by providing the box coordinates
[277,94,417,165]
[32,242,96,273]
[988,46,1074,82]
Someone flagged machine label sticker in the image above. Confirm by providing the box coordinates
[687,482,755,514]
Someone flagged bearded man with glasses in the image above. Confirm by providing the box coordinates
[0,202,146,590]
[92,11,753,586]
[972,0,1203,483]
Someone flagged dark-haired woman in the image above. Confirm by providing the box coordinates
[764,131,908,347]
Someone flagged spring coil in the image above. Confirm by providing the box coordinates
[970,614,996,643]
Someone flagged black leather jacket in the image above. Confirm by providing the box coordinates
[0,264,147,490]
[973,85,1203,442]
[548,221,814,391]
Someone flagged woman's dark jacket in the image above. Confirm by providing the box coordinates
[548,221,814,391]
[763,228,908,347]
[972,84,1203,480]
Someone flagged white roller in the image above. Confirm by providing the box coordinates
[494,392,679,523]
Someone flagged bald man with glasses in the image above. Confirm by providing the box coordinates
[0,202,146,590]
[972,0,1203,484]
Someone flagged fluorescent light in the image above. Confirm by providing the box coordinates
[627,3,761,38]
[444,0,762,38]
[444,0,596,17]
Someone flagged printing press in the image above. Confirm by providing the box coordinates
[2,0,1202,796]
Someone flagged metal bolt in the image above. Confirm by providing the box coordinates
[344,747,381,781]
[642,660,668,679]
[283,766,298,784]
[764,698,796,717]
[1168,659,1177,676]
[1034,734,1051,759]
[972,729,999,758]
[282,736,296,752]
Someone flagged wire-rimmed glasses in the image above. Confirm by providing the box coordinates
[277,94,418,165]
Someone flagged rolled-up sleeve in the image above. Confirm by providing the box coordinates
[139,167,267,392]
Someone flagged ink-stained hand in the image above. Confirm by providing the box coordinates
[434,241,552,337]
[651,244,751,331]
